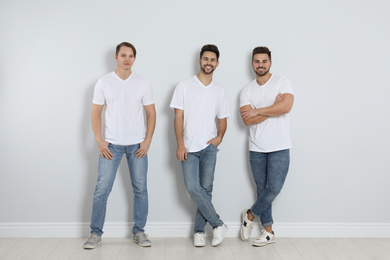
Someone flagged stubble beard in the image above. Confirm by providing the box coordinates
[201,66,215,75]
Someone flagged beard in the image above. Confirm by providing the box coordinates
[254,67,270,77]
[201,65,215,75]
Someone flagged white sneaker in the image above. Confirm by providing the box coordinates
[211,224,228,247]
[252,229,275,247]
[194,232,206,247]
[240,209,254,241]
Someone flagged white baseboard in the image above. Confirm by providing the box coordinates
[0,222,389,238]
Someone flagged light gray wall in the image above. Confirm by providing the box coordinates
[1,0,389,229]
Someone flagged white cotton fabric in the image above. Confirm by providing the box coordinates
[240,74,294,153]
[93,71,154,145]
[170,75,230,152]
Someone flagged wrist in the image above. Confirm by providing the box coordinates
[95,137,104,143]
[143,137,152,143]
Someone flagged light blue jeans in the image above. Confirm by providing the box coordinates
[182,144,224,233]
[90,143,148,236]
[249,149,290,227]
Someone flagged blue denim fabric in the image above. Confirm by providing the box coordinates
[90,143,148,236]
[249,149,290,227]
[181,144,224,233]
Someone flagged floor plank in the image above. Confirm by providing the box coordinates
[227,237,262,260]
[116,238,142,260]
[0,238,19,257]
[272,238,304,260]
[0,238,41,260]
[374,238,390,252]
[0,237,389,260]
[46,238,85,260]
[21,238,62,260]
[164,237,187,260]
[138,237,166,260]
[331,238,373,260]
[252,242,282,260]
[352,238,390,260]
[207,237,234,260]
[311,238,352,260]
[290,238,328,260]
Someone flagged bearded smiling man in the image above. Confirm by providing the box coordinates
[239,46,294,247]
[170,44,230,247]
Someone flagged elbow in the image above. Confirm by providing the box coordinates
[280,105,292,115]
[283,108,292,114]
[244,120,251,126]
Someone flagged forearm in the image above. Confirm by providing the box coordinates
[256,94,294,117]
[174,117,185,146]
[91,112,103,142]
[144,112,156,142]
[256,104,288,117]
[217,118,227,140]
[243,115,269,126]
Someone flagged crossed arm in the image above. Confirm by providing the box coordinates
[240,93,294,126]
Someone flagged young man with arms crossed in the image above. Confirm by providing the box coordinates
[239,46,294,247]
[84,42,156,249]
[170,44,230,247]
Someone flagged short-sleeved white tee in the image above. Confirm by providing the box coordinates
[170,75,230,153]
[93,71,154,145]
[240,74,294,153]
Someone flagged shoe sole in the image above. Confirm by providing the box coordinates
[83,241,101,249]
[252,240,275,247]
[194,243,206,247]
[240,209,251,241]
[133,239,152,247]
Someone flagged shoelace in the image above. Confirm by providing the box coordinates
[138,233,148,241]
[87,234,98,242]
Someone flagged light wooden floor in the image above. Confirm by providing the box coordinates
[1,237,390,260]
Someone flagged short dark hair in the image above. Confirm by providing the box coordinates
[116,42,137,57]
[252,46,271,61]
[200,44,220,61]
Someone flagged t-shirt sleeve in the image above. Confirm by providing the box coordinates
[279,77,294,95]
[169,83,184,110]
[142,81,155,106]
[217,89,230,119]
[239,87,251,108]
[92,79,105,105]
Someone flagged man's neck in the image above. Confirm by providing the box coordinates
[256,73,272,86]
[196,71,213,87]
[115,68,132,80]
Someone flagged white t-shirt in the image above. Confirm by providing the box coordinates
[93,71,154,145]
[170,75,230,152]
[240,74,294,153]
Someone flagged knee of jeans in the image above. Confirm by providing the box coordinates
[94,185,112,199]
[202,183,213,194]
[133,188,148,198]
[186,184,202,198]
[266,186,281,198]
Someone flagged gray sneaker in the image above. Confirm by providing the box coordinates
[83,234,101,249]
[133,232,152,247]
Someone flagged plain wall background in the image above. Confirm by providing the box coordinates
[1,0,389,235]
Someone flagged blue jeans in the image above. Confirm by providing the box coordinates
[90,143,148,236]
[182,144,224,233]
[249,149,290,227]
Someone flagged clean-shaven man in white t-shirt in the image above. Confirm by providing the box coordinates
[84,42,156,249]
[239,46,294,247]
[170,44,230,247]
